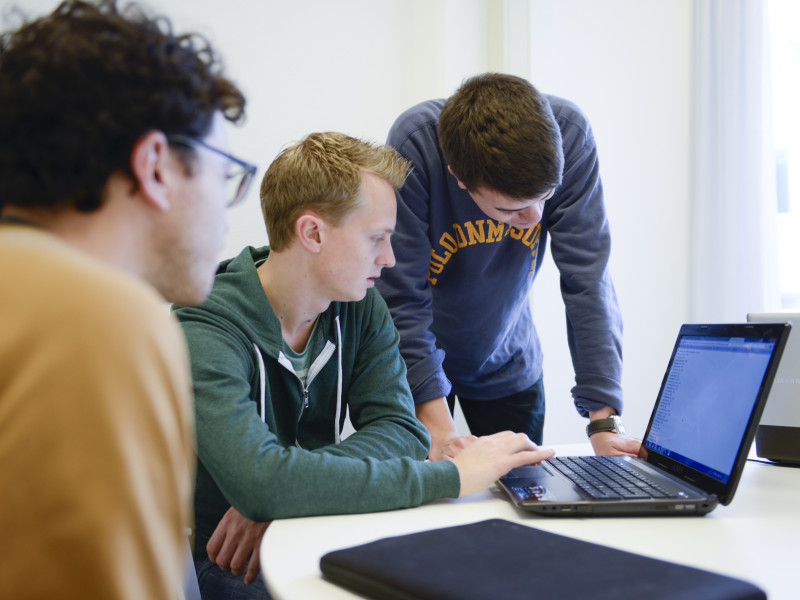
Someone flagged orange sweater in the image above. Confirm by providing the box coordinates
[0,224,195,599]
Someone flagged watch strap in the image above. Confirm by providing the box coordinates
[586,415,625,438]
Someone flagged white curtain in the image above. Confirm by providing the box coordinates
[691,0,779,321]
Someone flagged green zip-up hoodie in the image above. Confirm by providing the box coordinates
[174,246,460,557]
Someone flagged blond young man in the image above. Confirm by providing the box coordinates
[174,132,553,597]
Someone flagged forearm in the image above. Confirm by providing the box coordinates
[212,447,458,521]
[415,397,477,461]
[415,397,457,439]
[318,415,430,461]
[587,407,640,457]
[548,119,623,415]
[589,406,616,420]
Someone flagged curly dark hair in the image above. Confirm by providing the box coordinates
[439,73,563,199]
[0,0,246,212]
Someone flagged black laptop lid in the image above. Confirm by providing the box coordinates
[639,323,791,504]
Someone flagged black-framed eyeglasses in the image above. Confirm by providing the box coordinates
[168,134,257,208]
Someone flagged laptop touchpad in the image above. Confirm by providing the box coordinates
[503,464,553,479]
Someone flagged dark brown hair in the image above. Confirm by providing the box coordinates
[439,73,563,199]
[0,0,246,212]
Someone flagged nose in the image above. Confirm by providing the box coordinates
[379,240,396,269]
[517,202,544,228]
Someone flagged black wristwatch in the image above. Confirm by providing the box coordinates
[586,415,625,438]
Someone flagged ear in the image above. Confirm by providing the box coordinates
[295,211,325,253]
[447,165,468,190]
[129,130,172,212]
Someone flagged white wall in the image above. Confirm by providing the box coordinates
[3,0,694,444]
[527,0,693,442]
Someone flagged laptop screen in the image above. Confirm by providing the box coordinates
[643,334,777,483]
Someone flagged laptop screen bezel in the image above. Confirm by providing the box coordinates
[637,322,791,505]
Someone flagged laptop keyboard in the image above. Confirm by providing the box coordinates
[548,456,678,500]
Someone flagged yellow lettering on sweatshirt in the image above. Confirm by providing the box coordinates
[465,220,485,245]
[427,219,541,285]
[451,224,468,248]
[486,220,504,242]
[439,232,458,253]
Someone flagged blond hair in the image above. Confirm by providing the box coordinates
[260,132,410,251]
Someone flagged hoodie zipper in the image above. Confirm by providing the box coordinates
[277,341,336,448]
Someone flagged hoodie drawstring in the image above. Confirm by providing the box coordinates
[253,343,266,423]
[334,315,343,444]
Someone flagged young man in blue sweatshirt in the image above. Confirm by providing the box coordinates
[375,73,641,461]
[173,132,553,598]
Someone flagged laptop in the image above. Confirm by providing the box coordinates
[746,312,800,464]
[498,322,791,516]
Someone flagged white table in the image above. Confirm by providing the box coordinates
[260,444,800,600]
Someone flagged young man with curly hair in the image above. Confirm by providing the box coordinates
[0,1,252,598]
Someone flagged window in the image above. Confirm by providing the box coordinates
[770,0,800,309]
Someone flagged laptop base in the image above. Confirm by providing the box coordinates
[499,459,718,518]
[507,496,718,517]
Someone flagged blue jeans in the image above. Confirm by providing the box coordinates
[194,557,272,600]
[447,377,546,444]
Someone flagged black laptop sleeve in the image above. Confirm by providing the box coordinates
[319,519,765,600]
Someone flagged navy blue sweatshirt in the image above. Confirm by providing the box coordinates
[375,96,623,417]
